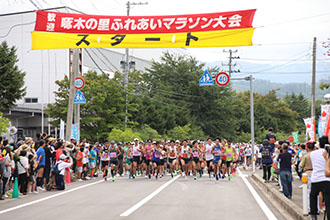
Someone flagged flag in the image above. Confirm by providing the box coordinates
[31,9,256,49]
[303,117,316,142]
[292,131,299,144]
[318,105,330,137]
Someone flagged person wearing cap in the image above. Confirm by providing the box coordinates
[259,139,274,183]
[109,141,121,182]
[132,138,142,179]
[99,140,110,181]
[36,140,46,191]
[55,154,73,190]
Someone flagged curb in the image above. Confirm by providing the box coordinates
[251,173,308,220]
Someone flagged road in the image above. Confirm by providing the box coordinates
[0,168,286,220]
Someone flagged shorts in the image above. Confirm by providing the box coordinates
[110,160,118,165]
[206,160,213,167]
[160,159,164,166]
[192,157,199,163]
[77,166,83,173]
[153,160,160,166]
[142,156,146,163]
[37,165,45,170]
[182,158,191,164]
[89,162,96,169]
[169,158,176,163]
[144,159,151,165]
[226,160,233,167]
[133,156,141,164]
[101,160,109,168]
[28,175,35,182]
[213,157,221,165]
[125,158,132,165]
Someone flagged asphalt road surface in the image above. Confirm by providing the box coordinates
[0,169,286,220]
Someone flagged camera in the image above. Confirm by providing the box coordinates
[325,144,330,157]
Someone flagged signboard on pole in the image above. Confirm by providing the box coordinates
[199,70,214,86]
[74,77,85,90]
[73,90,86,104]
[288,136,294,143]
[215,72,230,86]
[291,131,299,144]
[71,124,79,142]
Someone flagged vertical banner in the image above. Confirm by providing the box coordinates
[303,117,316,142]
[291,131,299,144]
[319,105,330,136]
[60,119,65,140]
[71,124,79,142]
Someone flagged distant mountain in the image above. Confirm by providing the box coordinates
[206,60,330,84]
[231,79,329,99]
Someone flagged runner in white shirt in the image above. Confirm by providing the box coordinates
[205,138,214,178]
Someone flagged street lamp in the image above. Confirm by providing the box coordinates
[231,75,255,173]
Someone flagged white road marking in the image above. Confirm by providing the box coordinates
[120,175,180,217]
[0,179,104,215]
[237,168,278,220]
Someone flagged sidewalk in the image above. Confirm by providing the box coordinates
[250,167,327,220]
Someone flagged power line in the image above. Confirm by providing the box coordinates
[0,21,35,38]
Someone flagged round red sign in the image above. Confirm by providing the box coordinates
[215,72,230,87]
[288,136,294,143]
[74,77,85,90]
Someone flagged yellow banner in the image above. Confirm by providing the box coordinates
[31,28,254,49]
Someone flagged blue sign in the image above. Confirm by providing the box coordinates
[73,90,86,104]
[199,70,214,86]
[71,124,79,142]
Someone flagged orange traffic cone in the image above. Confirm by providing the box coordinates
[65,169,71,184]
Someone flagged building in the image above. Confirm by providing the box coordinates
[0,6,152,140]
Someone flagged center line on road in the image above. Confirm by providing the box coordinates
[237,168,278,220]
[120,175,180,217]
[0,179,104,215]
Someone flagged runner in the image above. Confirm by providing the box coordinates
[132,138,141,179]
[191,140,201,180]
[124,142,133,178]
[180,139,191,179]
[144,140,153,179]
[152,141,162,180]
[198,141,206,178]
[212,138,222,181]
[205,138,214,179]
[88,145,96,179]
[109,141,121,182]
[220,139,227,178]
[225,140,235,181]
[99,140,110,181]
[167,140,178,178]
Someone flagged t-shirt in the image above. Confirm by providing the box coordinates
[89,150,96,163]
[260,146,273,164]
[310,149,330,183]
[288,147,295,155]
[300,152,313,175]
[57,161,72,176]
[75,152,83,167]
[3,154,12,178]
[278,152,292,171]
[56,149,63,162]
[17,156,29,174]
[266,133,276,147]
[36,147,45,166]
[205,143,214,161]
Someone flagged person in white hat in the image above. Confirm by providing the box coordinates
[55,154,73,190]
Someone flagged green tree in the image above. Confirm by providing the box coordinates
[108,128,141,143]
[0,41,26,111]
[134,124,161,141]
[46,71,137,142]
[0,112,10,134]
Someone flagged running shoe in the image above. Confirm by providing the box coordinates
[155,175,158,180]
[112,177,115,182]
[228,174,232,181]
[171,174,174,178]
[145,175,148,179]
[104,177,107,181]
[194,176,197,180]
[148,174,151,179]
[218,174,221,179]
[216,175,219,181]
[132,175,135,179]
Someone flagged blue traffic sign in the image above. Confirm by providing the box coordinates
[73,90,86,104]
[199,70,214,86]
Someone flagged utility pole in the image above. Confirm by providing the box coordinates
[124,1,148,127]
[74,49,81,141]
[65,49,79,141]
[249,75,255,173]
[311,37,316,119]
[222,49,240,77]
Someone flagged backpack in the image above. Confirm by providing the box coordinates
[53,162,61,176]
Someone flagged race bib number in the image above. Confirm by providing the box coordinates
[215,150,221,156]
[182,153,188,158]
[110,152,116,158]
[192,152,199,157]
[170,152,176,157]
